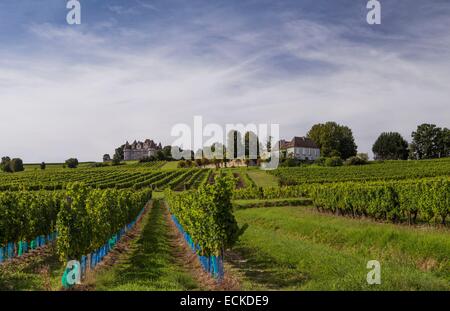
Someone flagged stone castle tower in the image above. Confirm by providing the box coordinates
[123,139,162,161]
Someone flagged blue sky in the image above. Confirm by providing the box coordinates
[0,0,449,162]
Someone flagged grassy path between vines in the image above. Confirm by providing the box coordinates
[92,200,200,290]
[246,169,279,188]
[227,205,450,290]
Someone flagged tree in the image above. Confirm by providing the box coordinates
[307,122,357,159]
[201,158,210,167]
[195,158,203,167]
[103,154,111,162]
[114,145,125,161]
[1,157,24,173]
[155,150,166,161]
[65,158,79,169]
[162,146,172,160]
[244,131,260,160]
[9,158,24,172]
[1,157,11,173]
[345,156,368,166]
[372,132,409,160]
[112,154,121,166]
[266,136,273,153]
[439,128,450,158]
[226,130,244,159]
[40,162,46,170]
[411,124,442,159]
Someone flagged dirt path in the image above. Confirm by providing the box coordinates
[74,201,153,290]
[87,199,200,290]
[164,202,241,290]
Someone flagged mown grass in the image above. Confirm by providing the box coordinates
[233,198,311,209]
[160,161,180,170]
[93,200,199,291]
[246,169,279,188]
[231,206,450,290]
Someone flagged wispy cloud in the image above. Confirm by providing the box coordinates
[107,1,158,15]
[0,1,449,162]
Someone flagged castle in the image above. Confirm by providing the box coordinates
[123,139,162,161]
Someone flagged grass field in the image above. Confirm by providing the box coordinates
[160,161,180,170]
[230,205,450,290]
[246,169,279,188]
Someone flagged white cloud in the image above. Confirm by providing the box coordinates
[0,10,449,162]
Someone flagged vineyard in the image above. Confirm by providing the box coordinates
[270,158,450,185]
[0,159,449,291]
[166,174,246,278]
[0,164,213,192]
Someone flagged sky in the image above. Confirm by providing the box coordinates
[0,0,449,162]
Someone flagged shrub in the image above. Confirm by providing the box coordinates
[90,162,108,168]
[110,153,121,166]
[314,157,327,166]
[280,158,298,167]
[345,156,368,166]
[65,158,79,169]
[325,156,343,167]
[139,156,156,163]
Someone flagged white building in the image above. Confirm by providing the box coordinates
[279,137,320,160]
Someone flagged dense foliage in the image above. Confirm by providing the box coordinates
[307,121,357,159]
[56,183,152,262]
[0,184,152,263]
[411,124,450,159]
[309,178,450,224]
[65,158,79,169]
[271,158,450,185]
[0,157,24,173]
[166,174,246,256]
[0,190,62,247]
[372,132,409,160]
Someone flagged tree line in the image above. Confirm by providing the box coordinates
[373,124,450,160]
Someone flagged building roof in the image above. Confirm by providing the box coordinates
[280,136,319,149]
[123,139,161,151]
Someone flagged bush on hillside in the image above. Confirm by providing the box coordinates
[65,158,79,169]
